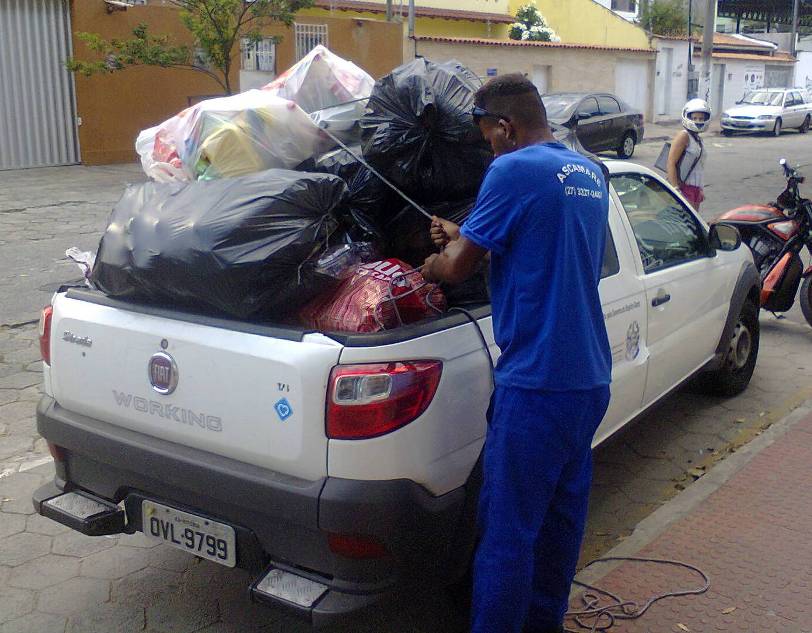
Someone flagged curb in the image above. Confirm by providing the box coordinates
[574,398,812,589]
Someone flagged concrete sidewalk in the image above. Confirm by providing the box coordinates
[642,119,724,144]
[569,400,812,633]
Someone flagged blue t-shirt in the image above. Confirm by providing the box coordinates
[460,142,611,391]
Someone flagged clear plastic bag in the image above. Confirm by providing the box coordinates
[136,91,323,182]
[263,45,374,142]
[315,242,377,280]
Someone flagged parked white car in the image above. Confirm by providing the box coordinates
[721,88,812,136]
[32,162,760,627]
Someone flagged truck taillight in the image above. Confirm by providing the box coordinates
[38,305,53,366]
[326,361,442,440]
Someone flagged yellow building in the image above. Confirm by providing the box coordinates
[301,1,513,40]
[508,0,651,49]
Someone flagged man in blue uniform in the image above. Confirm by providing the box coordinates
[421,74,612,633]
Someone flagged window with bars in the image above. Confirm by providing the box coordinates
[241,38,276,73]
[294,24,328,62]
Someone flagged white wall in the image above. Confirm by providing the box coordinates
[796,52,812,92]
[239,70,275,92]
[653,38,690,121]
[712,59,763,114]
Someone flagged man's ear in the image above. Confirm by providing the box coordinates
[498,119,513,141]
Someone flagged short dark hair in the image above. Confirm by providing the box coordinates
[474,73,548,129]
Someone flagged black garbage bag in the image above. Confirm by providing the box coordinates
[91,169,346,319]
[296,147,390,246]
[361,58,492,203]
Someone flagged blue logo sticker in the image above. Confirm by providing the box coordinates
[274,398,293,422]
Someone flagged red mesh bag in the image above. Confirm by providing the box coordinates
[299,258,446,333]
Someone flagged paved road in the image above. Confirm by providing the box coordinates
[1,131,811,632]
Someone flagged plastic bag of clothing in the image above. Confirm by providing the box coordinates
[264,45,374,144]
[136,90,323,182]
[361,58,493,202]
[299,259,446,333]
[91,169,346,319]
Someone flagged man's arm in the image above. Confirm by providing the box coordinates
[421,235,487,285]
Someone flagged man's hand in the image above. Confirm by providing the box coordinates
[421,254,440,282]
[430,216,460,249]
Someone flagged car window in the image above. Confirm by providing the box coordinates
[602,226,620,279]
[741,91,783,106]
[597,96,621,115]
[542,94,580,120]
[790,91,803,106]
[577,97,601,119]
[611,174,707,273]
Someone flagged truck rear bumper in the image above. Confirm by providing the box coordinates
[34,397,475,627]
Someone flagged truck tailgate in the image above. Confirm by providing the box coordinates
[48,294,342,481]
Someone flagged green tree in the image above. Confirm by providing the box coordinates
[67,0,313,95]
[508,2,560,43]
[639,0,689,37]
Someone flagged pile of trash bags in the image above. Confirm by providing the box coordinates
[92,48,497,330]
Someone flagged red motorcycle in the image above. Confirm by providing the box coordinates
[715,159,812,327]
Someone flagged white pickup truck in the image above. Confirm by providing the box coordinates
[33,162,759,627]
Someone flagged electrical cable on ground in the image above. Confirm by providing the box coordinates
[564,556,710,632]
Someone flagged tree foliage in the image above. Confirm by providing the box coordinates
[508,2,560,43]
[67,0,313,95]
[639,0,689,37]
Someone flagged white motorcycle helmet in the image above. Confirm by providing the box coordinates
[682,99,712,133]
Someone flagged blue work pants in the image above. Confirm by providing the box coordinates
[471,384,611,633]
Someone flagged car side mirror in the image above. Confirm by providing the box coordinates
[709,223,742,252]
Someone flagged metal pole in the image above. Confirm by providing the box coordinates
[386,0,392,22]
[700,0,716,104]
[408,0,415,38]
[791,0,800,57]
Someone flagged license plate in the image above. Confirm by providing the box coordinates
[142,500,236,567]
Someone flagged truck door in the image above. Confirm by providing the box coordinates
[592,196,649,446]
[611,172,730,407]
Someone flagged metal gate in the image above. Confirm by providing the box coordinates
[0,0,79,170]
[765,65,794,89]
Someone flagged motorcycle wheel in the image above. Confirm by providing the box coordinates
[801,276,812,328]
[693,298,759,397]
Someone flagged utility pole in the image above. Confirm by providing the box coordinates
[791,0,800,57]
[408,0,415,38]
[700,0,717,106]
[687,0,694,97]
[386,0,392,21]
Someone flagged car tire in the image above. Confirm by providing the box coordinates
[695,298,760,397]
[617,132,636,159]
[800,276,812,328]
[773,118,782,137]
[799,115,810,134]
[722,129,733,137]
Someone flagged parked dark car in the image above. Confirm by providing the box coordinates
[542,92,645,159]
